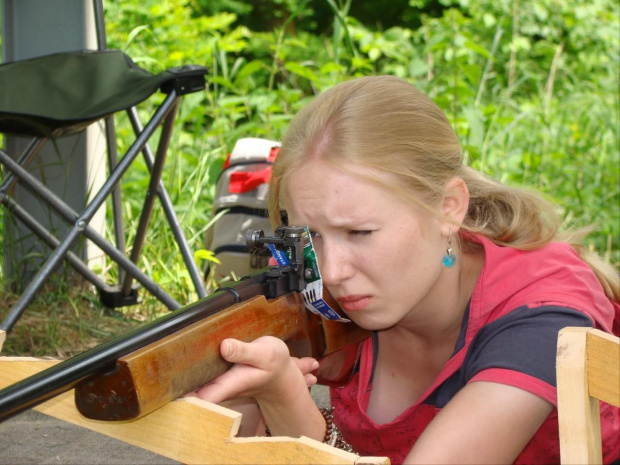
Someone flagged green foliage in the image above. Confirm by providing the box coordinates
[2,0,617,313]
[104,0,618,305]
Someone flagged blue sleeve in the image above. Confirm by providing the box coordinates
[462,305,593,387]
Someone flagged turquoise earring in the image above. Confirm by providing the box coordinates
[443,229,456,268]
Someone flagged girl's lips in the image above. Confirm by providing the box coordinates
[337,295,372,312]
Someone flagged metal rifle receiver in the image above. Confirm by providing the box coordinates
[246,226,306,294]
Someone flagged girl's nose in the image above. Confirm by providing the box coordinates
[318,242,354,287]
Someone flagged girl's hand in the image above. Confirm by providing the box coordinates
[191,336,319,405]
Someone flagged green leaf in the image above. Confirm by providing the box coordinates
[351,56,374,71]
[284,62,320,82]
[319,62,345,74]
[210,76,237,90]
[463,105,486,150]
[126,25,151,48]
[368,47,382,61]
[463,39,492,59]
[234,59,266,83]
[194,249,221,265]
[460,63,481,86]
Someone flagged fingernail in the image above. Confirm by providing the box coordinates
[222,340,233,358]
[311,360,319,370]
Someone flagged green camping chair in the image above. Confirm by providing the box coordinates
[0,2,208,334]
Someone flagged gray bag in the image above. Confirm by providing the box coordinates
[204,138,280,285]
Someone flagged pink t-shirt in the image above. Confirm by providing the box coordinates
[329,235,620,464]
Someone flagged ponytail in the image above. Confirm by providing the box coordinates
[460,166,619,302]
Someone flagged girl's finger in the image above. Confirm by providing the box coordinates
[304,373,318,387]
[220,337,289,368]
[294,357,320,375]
[193,372,244,405]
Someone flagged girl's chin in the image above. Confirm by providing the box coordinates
[345,312,395,332]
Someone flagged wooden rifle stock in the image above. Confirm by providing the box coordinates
[0,270,369,423]
[76,291,367,421]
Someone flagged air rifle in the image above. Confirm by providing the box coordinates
[0,226,369,422]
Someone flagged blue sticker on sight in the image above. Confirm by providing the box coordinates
[268,243,290,266]
[268,227,349,322]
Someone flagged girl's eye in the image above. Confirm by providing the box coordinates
[348,230,372,237]
[310,231,321,238]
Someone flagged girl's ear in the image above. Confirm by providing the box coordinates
[440,177,469,235]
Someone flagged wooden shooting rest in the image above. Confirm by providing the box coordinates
[556,327,620,464]
[0,357,389,464]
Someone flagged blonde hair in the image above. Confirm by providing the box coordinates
[268,75,619,302]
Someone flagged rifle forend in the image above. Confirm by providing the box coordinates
[74,292,316,421]
[0,227,369,422]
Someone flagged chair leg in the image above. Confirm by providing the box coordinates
[121,103,179,296]
[1,195,111,292]
[126,107,207,299]
[0,92,185,332]
[0,151,182,331]
[0,217,85,332]
[102,114,128,284]
[0,137,125,300]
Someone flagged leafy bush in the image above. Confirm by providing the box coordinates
[2,0,617,309]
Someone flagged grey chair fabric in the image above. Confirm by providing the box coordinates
[0,49,189,138]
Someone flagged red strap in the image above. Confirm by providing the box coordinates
[222,152,233,170]
[229,168,272,193]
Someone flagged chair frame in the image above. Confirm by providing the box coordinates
[0,0,208,335]
[556,326,620,464]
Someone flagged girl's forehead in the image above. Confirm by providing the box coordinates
[286,159,393,192]
[282,161,409,224]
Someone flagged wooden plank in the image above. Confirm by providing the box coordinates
[586,329,620,407]
[556,328,602,465]
[0,357,389,465]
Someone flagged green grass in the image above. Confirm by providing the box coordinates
[0,275,145,357]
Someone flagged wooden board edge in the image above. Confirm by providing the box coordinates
[1,357,392,465]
